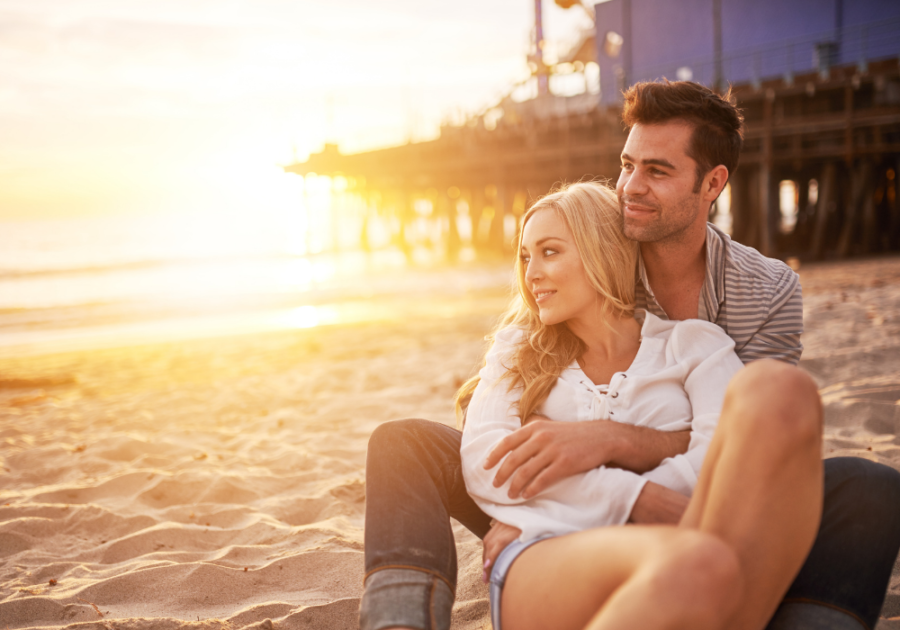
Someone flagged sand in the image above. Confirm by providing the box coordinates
[1,257,900,630]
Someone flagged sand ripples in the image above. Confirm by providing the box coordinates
[0,315,495,629]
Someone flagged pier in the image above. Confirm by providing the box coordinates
[285,4,900,261]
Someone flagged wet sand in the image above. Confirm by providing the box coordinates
[1,257,899,629]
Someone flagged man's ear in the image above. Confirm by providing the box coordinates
[702,165,729,203]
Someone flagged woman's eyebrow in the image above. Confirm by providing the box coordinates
[534,236,565,246]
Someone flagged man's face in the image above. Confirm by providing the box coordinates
[616,121,707,244]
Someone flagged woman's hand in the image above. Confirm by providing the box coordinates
[482,520,522,582]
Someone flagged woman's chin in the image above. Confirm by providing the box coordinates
[538,310,562,326]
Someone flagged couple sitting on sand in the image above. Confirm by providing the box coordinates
[360,81,900,630]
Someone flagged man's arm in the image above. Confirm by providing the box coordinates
[482,482,688,570]
[628,481,689,524]
[734,266,803,365]
[485,417,690,499]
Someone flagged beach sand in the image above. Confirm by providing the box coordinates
[1,257,900,630]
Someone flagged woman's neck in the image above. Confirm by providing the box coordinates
[568,311,642,385]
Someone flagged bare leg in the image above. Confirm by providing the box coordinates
[502,361,823,630]
[680,361,823,630]
[502,527,742,630]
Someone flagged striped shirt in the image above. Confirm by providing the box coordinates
[634,223,803,365]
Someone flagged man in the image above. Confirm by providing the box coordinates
[361,81,900,630]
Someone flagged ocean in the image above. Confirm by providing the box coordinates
[0,212,513,355]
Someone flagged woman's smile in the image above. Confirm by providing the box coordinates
[533,289,556,303]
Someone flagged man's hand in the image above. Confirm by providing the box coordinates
[484,417,690,500]
[484,417,614,499]
[628,482,689,524]
[482,521,522,582]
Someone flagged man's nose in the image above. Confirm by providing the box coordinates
[621,168,647,197]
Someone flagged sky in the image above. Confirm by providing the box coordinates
[0,0,594,219]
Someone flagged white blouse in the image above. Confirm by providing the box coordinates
[460,311,744,542]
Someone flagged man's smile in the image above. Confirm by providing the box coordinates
[621,198,658,218]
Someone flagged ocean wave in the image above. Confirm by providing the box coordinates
[0,253,315,280]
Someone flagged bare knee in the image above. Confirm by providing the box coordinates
[724,360,822,447]
[650,532,744,623]
[675,533,743,602]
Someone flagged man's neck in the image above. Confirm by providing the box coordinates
[640,224,708,321]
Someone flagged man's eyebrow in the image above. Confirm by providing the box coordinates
[620,152,676,170]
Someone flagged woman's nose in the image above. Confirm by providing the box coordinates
[524,259,541,283]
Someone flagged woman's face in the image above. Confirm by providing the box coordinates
[520,208,598,327]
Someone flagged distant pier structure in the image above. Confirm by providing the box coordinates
[285,0,900,261]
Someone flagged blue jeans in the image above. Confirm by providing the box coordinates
[361,419,900,630]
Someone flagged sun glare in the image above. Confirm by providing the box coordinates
[283,305,321,329]
[0,0,595,347]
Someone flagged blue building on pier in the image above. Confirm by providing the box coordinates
[595,0,900,104]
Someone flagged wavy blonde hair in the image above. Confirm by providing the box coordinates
[455,181,638,427]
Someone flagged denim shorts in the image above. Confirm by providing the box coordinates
[489,536,554,630]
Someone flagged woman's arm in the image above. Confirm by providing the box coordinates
[461,328,648,541]
[640,320,744,495]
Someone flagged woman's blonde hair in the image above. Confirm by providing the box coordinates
[455,181,638,427]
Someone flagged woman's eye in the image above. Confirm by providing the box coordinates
[543,248,557,256]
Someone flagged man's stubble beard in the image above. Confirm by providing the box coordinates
[618,193,703,244]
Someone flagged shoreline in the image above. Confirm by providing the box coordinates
[0,291,512,359]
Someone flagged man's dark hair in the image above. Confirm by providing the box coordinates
[622,80,744,192]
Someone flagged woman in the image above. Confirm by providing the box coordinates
[457,181,823,630]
